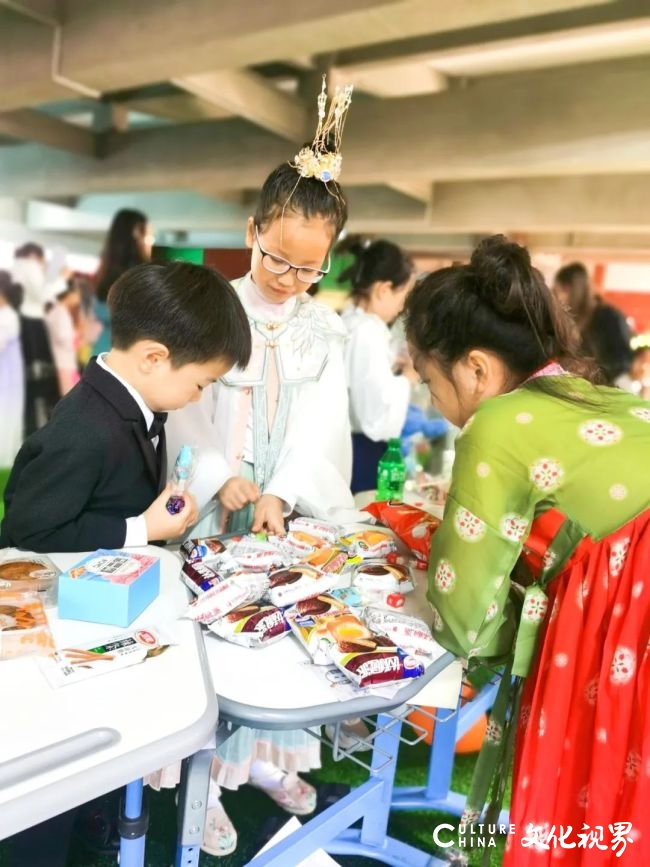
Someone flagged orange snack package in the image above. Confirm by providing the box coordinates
[363,501,440,565]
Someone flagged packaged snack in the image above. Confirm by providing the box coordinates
[266,564,339,608]
[363,502,440,565]
[227,536,289,572]
[283,531,322,556]
[302,546,348,573]
[0,591,56,660]
[208,603,289,648]
[352,560,414,594]
[362,607,439,657]
[0,550,60,599]
[340,529,397,560]
[39,626,174,688]
[180,535,232,567]
[185,573,268,624]
[285,595,349,664]
[329,630,425,688]
[288,517,340,545]
[181,560,226,594]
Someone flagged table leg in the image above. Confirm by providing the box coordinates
[391,681,509,824]
[174,748,215,867]
[118,779,147,867]
[245,712,446,867]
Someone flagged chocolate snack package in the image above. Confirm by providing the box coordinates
[0,550,60,603]
[180,536,236,572]
[266,564,339,608]
[0,590,56,660]
[362,607,440,657]
[285,594,350,664]
[329,630,425,688]
[185,572,268,624]
[181,560,226,595]
[208,603,289,648]
[352,560,414,594]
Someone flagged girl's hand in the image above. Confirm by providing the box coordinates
[218,477,261,511]
[251,495,286,536]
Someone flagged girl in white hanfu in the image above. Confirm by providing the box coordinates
[164,85,359,858]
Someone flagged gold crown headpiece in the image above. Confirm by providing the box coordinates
[293,76,354,184]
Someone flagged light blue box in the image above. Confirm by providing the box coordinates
[58,550,160,627]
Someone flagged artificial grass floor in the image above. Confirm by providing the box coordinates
[0,734,508,867]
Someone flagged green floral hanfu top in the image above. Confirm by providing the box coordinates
[428,375,650,671]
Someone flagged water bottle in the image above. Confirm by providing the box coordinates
[376,438,407,502]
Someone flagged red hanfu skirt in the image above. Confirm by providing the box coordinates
[504,509,650,866]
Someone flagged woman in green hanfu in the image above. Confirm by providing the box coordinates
[404,235,649,866]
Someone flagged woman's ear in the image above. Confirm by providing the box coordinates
[464,349,492,392]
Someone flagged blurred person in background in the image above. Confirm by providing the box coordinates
[91,208,153,356]
[12,243,62,434]
[340,238,447,493]
[553,261,633,383]
[0,271,24,467]
[45,278,82,396]
[615,345,650,399]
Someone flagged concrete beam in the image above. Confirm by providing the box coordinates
[387,181,434,204]
[0,0,612,109]
[120,94,233,124]
[0,108,95,155]
[173,69,307,141]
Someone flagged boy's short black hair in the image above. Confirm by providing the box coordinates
[108,261,252,368]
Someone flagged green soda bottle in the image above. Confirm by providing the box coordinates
[376,438,407,502]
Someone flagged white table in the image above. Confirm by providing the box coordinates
[0,546,218,866]
[177,545,462,867]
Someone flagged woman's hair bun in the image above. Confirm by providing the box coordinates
[470,234,533,320]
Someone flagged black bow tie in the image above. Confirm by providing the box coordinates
[147,412,168,440]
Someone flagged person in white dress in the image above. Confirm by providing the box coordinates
[340,239,419,491]
[44,279,82,396]
[164,149,361,853]
[0,272,24,467]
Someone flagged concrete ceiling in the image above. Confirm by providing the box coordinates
[1,0,650,257]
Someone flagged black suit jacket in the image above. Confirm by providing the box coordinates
[1,358,167,553]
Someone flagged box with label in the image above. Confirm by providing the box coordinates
[58,550,160,627]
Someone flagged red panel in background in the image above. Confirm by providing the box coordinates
[203,248,250,280]
[601,291,650,334]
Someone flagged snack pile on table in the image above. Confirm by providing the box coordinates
[0,550,59,660]
[181,514,442,690]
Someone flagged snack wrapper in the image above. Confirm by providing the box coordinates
[185,573,268,624]
[266,565,339,608]
[282,531,322,556]
[362,607,439,657]
[340,529,397,560]
[285,594,350,664]
[352,560,414,594]
[0,591,56,660]
[180,536,234,569]
[331,585,406,611]
[227,536,291,572]
[181,560,227,595]
[329,629,425,688]
[363,502,440,564]
[288,517,341,545]
[39,626,174,688]
[208,603,289,648]
[302,546,348,573]
[0,550,60,601]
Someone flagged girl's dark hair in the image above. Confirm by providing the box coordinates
[554,261,593,328]
[405,235,597,391]
[108,261,252,369]
[339,238,413,301]
[254,162,348,239]
[15,242,44,260]
[95,209,149,302]
[0,270,24,311]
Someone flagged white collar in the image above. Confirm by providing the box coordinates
[96,353,154,431]
[238,272,299,322]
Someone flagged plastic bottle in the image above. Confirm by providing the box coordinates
[376,438,407,502]
[166,444,197,515]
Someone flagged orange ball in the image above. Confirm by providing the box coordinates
[406,697,488,754]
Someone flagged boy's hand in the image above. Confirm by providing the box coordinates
[218,476,261,511]
[251,494,285,536]
[144,484,199,541]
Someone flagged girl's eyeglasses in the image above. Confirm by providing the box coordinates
[255,226,330,285]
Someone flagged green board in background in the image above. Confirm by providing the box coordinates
[319,250,354,291]
[153,246,204,265]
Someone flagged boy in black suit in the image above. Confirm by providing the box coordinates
[1,260,251,552]
[2,260,251,867]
